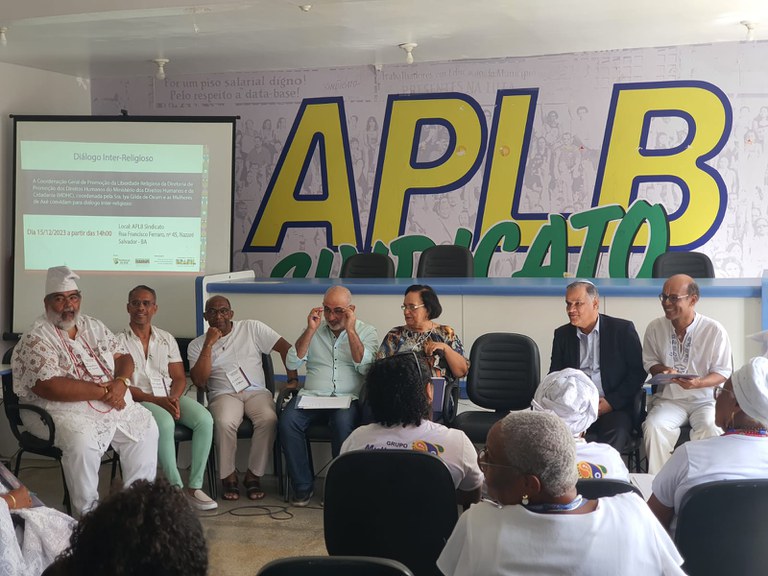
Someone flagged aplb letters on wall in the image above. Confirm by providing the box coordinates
[244,80,730,278]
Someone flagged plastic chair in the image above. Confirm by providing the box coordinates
[257,556,414,576]
[674,479,768,576]
[576,478,643,499]
[416,245,474,277]
[324,450,458,576]
[651,251,715,278]
[451,333,540,443]
[340,253,395,278]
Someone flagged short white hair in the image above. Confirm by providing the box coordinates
[499,411,578,498]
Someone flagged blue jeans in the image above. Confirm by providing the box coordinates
[279,396,359,495]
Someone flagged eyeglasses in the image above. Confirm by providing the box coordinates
[658,293,691,304]
[477,447,520,472]
[205,307,232,317]
[713,386,734,400]
[48,292,82,305]
[401,304,426,312]
[129,299,155,308]
[323,306,347,315]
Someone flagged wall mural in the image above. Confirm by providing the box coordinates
[91,41,768,278]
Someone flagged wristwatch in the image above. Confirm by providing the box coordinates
[115,376,131,387]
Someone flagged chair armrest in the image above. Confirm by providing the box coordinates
[441,379,459,426]
[8,403,56,447]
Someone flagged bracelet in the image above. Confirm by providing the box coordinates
[6,493,16,509]
[115,376,130,387]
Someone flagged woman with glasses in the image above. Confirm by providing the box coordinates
[376,284,468,380]
[438,411,685,576]
[649,357,768,536]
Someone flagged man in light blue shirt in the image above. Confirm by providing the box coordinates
[280,285,379,506]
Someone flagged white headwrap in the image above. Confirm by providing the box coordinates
[731,356,768,426]
[45,266,80,296]
[532,368,599,437]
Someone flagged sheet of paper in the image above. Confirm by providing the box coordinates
[648,373,699,386]
[297,395,352,409]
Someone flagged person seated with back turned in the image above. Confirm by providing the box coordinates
[532,368,630,481]
[437,411,685,576]
[281,286,379,507]
[11,266,158,516]
[118,285,217,511]
[642,274,732,473]
[550,280,647,451]
[341,353,483,507]
[188,295,297,501]
[41,478,207,576]
[649,356,768,536]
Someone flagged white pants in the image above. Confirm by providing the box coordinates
[61,420,159,516]
[642,398,721,474]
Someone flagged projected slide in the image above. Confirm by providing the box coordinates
[19,141,209,272]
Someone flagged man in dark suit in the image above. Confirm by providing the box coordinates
[549,280,647,450]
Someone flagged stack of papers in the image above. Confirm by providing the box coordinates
[297,395,352,409]
[648,373,699,386]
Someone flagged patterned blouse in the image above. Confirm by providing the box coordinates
[376,324,466,378]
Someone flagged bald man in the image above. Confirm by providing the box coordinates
[642,274,732,473]
[279,286,379,506]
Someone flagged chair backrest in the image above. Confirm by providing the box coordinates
[341,253,395,278]
[324,450,458,576]
[257,556,415,576]
[465,333,540,411]
[2,345,23,430]
[175,337,194,374]
[576,478,643,499]
[416,245,473,278]
[674,479,768,576]
[651,251,715,278]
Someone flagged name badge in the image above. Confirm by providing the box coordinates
[226,366,251,393]
[80,354,105,377]
[150,376,169,397]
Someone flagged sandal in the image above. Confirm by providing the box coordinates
[244,476,265,500]
[222,478,240,501]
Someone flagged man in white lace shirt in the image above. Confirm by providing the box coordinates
[11,266,158,515]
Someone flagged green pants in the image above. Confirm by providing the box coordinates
[142,395,213,489]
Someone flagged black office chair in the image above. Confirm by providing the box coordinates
[651,251,715,278]
[197,352,283,496]
[674,479,768,576]
[576,478,643,499]
[324,450,458,576]
[340,253,395,278]
[451,333,540,443]
[257,556,415,576]
[616,388,647,472]
[416,245,474,277]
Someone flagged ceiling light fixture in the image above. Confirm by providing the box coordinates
[299,5,312,12]
[0,27,7,47]
[153,58,169,80]
[741,20,757,41]
[399,42,417,65]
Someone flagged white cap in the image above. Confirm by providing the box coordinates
[731,356,768,426]
[45,266,80,296]
[532,368,599,436]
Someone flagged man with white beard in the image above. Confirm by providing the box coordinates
[11,266,158,515]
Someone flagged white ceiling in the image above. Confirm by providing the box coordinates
[0,0,766,79]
